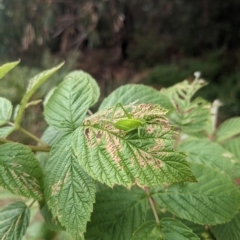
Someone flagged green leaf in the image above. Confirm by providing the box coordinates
[99,84,173,111]
[0,97,13,126]
[222,136,240,159]
[66,71,100,106]
[73,103,197,188]
[131,219,200,240]
[161,79,210,134]
[179,139,240,179]
[179,219,215,240]
[152,163,240,225]
[215,117,240,142]
[0,143,44,200]
[0,201,30,240]
[211,210,240,240]
[85,185,148,240]
[44,135,95,239]
[0,126,15,138]
[40,203,65,232]
[41,126,63,146]
[0,60,20,80]
[15,63,64,128]
[44,71,95,133]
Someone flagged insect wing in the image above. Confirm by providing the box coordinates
[114,119,144,131]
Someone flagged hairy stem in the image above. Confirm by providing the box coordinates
[0,137,51,152]
[18,127,48,146]
[28,200,36,208]
[144,187,160,223]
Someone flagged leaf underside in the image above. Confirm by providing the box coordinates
[73,103,197,188]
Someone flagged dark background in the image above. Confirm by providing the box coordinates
[1,0,240,121]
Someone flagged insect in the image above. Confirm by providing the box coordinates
[110,103,146,137]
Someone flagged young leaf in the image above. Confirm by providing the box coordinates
[85,185,148,240]
[0,126,15,138]
[99,84,173,111]
[161,79,211,134]
[0,143,44,200]
[44,71,96,133]
[73,103,197,188]
[222,136,240,159]
[0,60,20,79]
[215,117,240,142]
[44,135,95,239]
[179,139,240,179]
[66,71,100,106]
[15,63,64,128]
[0,97,13,126]
[131,219,200,240]
[152,163,240,225]
[211,210,240,240]
[0,201,30,239]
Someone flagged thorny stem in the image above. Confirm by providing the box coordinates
[144,187,160,223]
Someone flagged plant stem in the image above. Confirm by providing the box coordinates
[28,200,36,208]
[144,187,160,223]
[0,138,12,144]
[19,127,48,146]
[0,137,51,152]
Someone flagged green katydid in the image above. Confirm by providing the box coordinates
[110,103,146,137]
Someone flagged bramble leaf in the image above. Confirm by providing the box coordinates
[179,139,240,179]
[44,135,95,239]
[0,201,30,240]
[0,143,44,200]
[66,71,100,106]
[131,219,200,240]
[0,97,13,126]
[0,126,15,138]
[211,210,240,240]
[0,60,20,80]
[215,117,240,142]
[85,185,148,240]
[222,136,240,159]
[152,163,240,225]
[15,63,64,127]
[73,103,197,188]
[99,84,173,111]
[161,79,211,133]
[40,203,65,232]
[44,71,96,133]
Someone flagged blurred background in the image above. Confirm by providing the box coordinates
[1,0,240,131]
[1,1,240,239]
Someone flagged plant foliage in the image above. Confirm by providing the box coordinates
[0,61,240,239]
